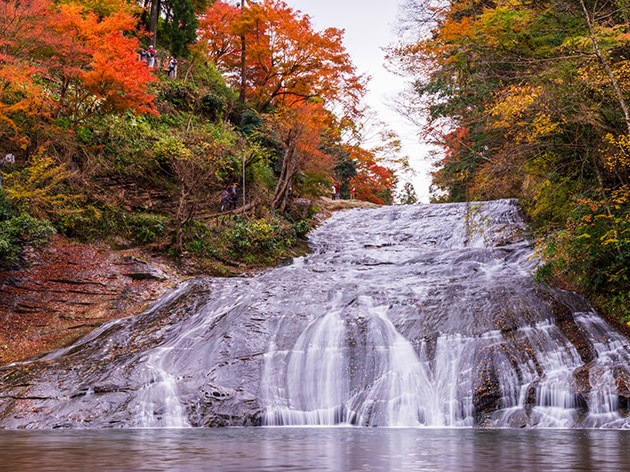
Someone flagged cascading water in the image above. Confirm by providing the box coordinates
[1,199,630,429]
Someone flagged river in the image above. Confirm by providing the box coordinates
[2,427,630,471]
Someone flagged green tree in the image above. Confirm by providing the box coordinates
[399,182,418,205]
[334,154,357,199]
[164,0,198,57]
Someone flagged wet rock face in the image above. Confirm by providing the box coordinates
[473,348,502,424]
[0,282,269,429]
[2,199,630,429]
[547,297,595,364]
[612,367,630,413]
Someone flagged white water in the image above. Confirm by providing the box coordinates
[258,200,630,428]
[4,200,629,430]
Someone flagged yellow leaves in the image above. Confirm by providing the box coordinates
[487,85,558,144]
[155,136,192,162]
[610,185,630,207]
[602,133,630,172]
[529,113,559,140]
[489,85,540,122]
[2,150,79,219]
[249,218,274,241]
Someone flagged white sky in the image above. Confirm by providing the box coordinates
[283,0,435,202]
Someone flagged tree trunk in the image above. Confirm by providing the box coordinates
[149,0,161,47]
[239,33,247,104]
[621,0,630,29]
[271,133,298,210]
[239,0,247,103]
[580,0,630,136]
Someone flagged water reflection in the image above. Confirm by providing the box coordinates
[1,428,629,471]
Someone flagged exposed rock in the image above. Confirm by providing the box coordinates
[525,379,540,409]
[613,366,630,413]
[120,256,168,281]
[291,198,313,217]
[473,347,502,424]
[573,362,592,409]
[423,332,439,361]
[547,295,595,364]
[0,235,179,365]
[187,387,263,427]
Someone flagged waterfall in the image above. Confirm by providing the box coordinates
[1,199,630,429]
[262,295,436,426]
[258,199,630,428]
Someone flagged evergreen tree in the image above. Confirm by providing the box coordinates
[165,0,198,57]
[334,155,357,199]
[399,182,418,205]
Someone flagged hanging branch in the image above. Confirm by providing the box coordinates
[579,0,630,136]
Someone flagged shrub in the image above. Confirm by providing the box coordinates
[183,214,302,264]
[0,191,14,222]
[57,204,168,245]
[127,213,168,244]
[1,151,78,220]
[199,92,226,120]
[0,213,56,262]
[536,190,630,320]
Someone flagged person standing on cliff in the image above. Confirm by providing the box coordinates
[169,56,178,79]
[220,187,230,212]
[147,45,156,68]
[229,184,239,210]
[162,56,171,77]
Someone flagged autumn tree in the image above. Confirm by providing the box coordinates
[264,102,334,211]
[48,4,157,123]
[348,145,395,205]
[0,0,157,157]
[0,0,52,151]
[196,0,367,210]
[391,0,630,317]
[195,0,241,69]
[196,0,365,113]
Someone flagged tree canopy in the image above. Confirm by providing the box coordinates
[391,0,630,319]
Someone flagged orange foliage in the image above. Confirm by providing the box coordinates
[0,0,51,140]
[197,0,368,208]
[49,4,157,121]
[195,1,241,71]
[266,102,334,209]
[196,0,365,113]
[348,145,395,205]
[0,0,156,151]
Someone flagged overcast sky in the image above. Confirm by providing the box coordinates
[283,0,434,202]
